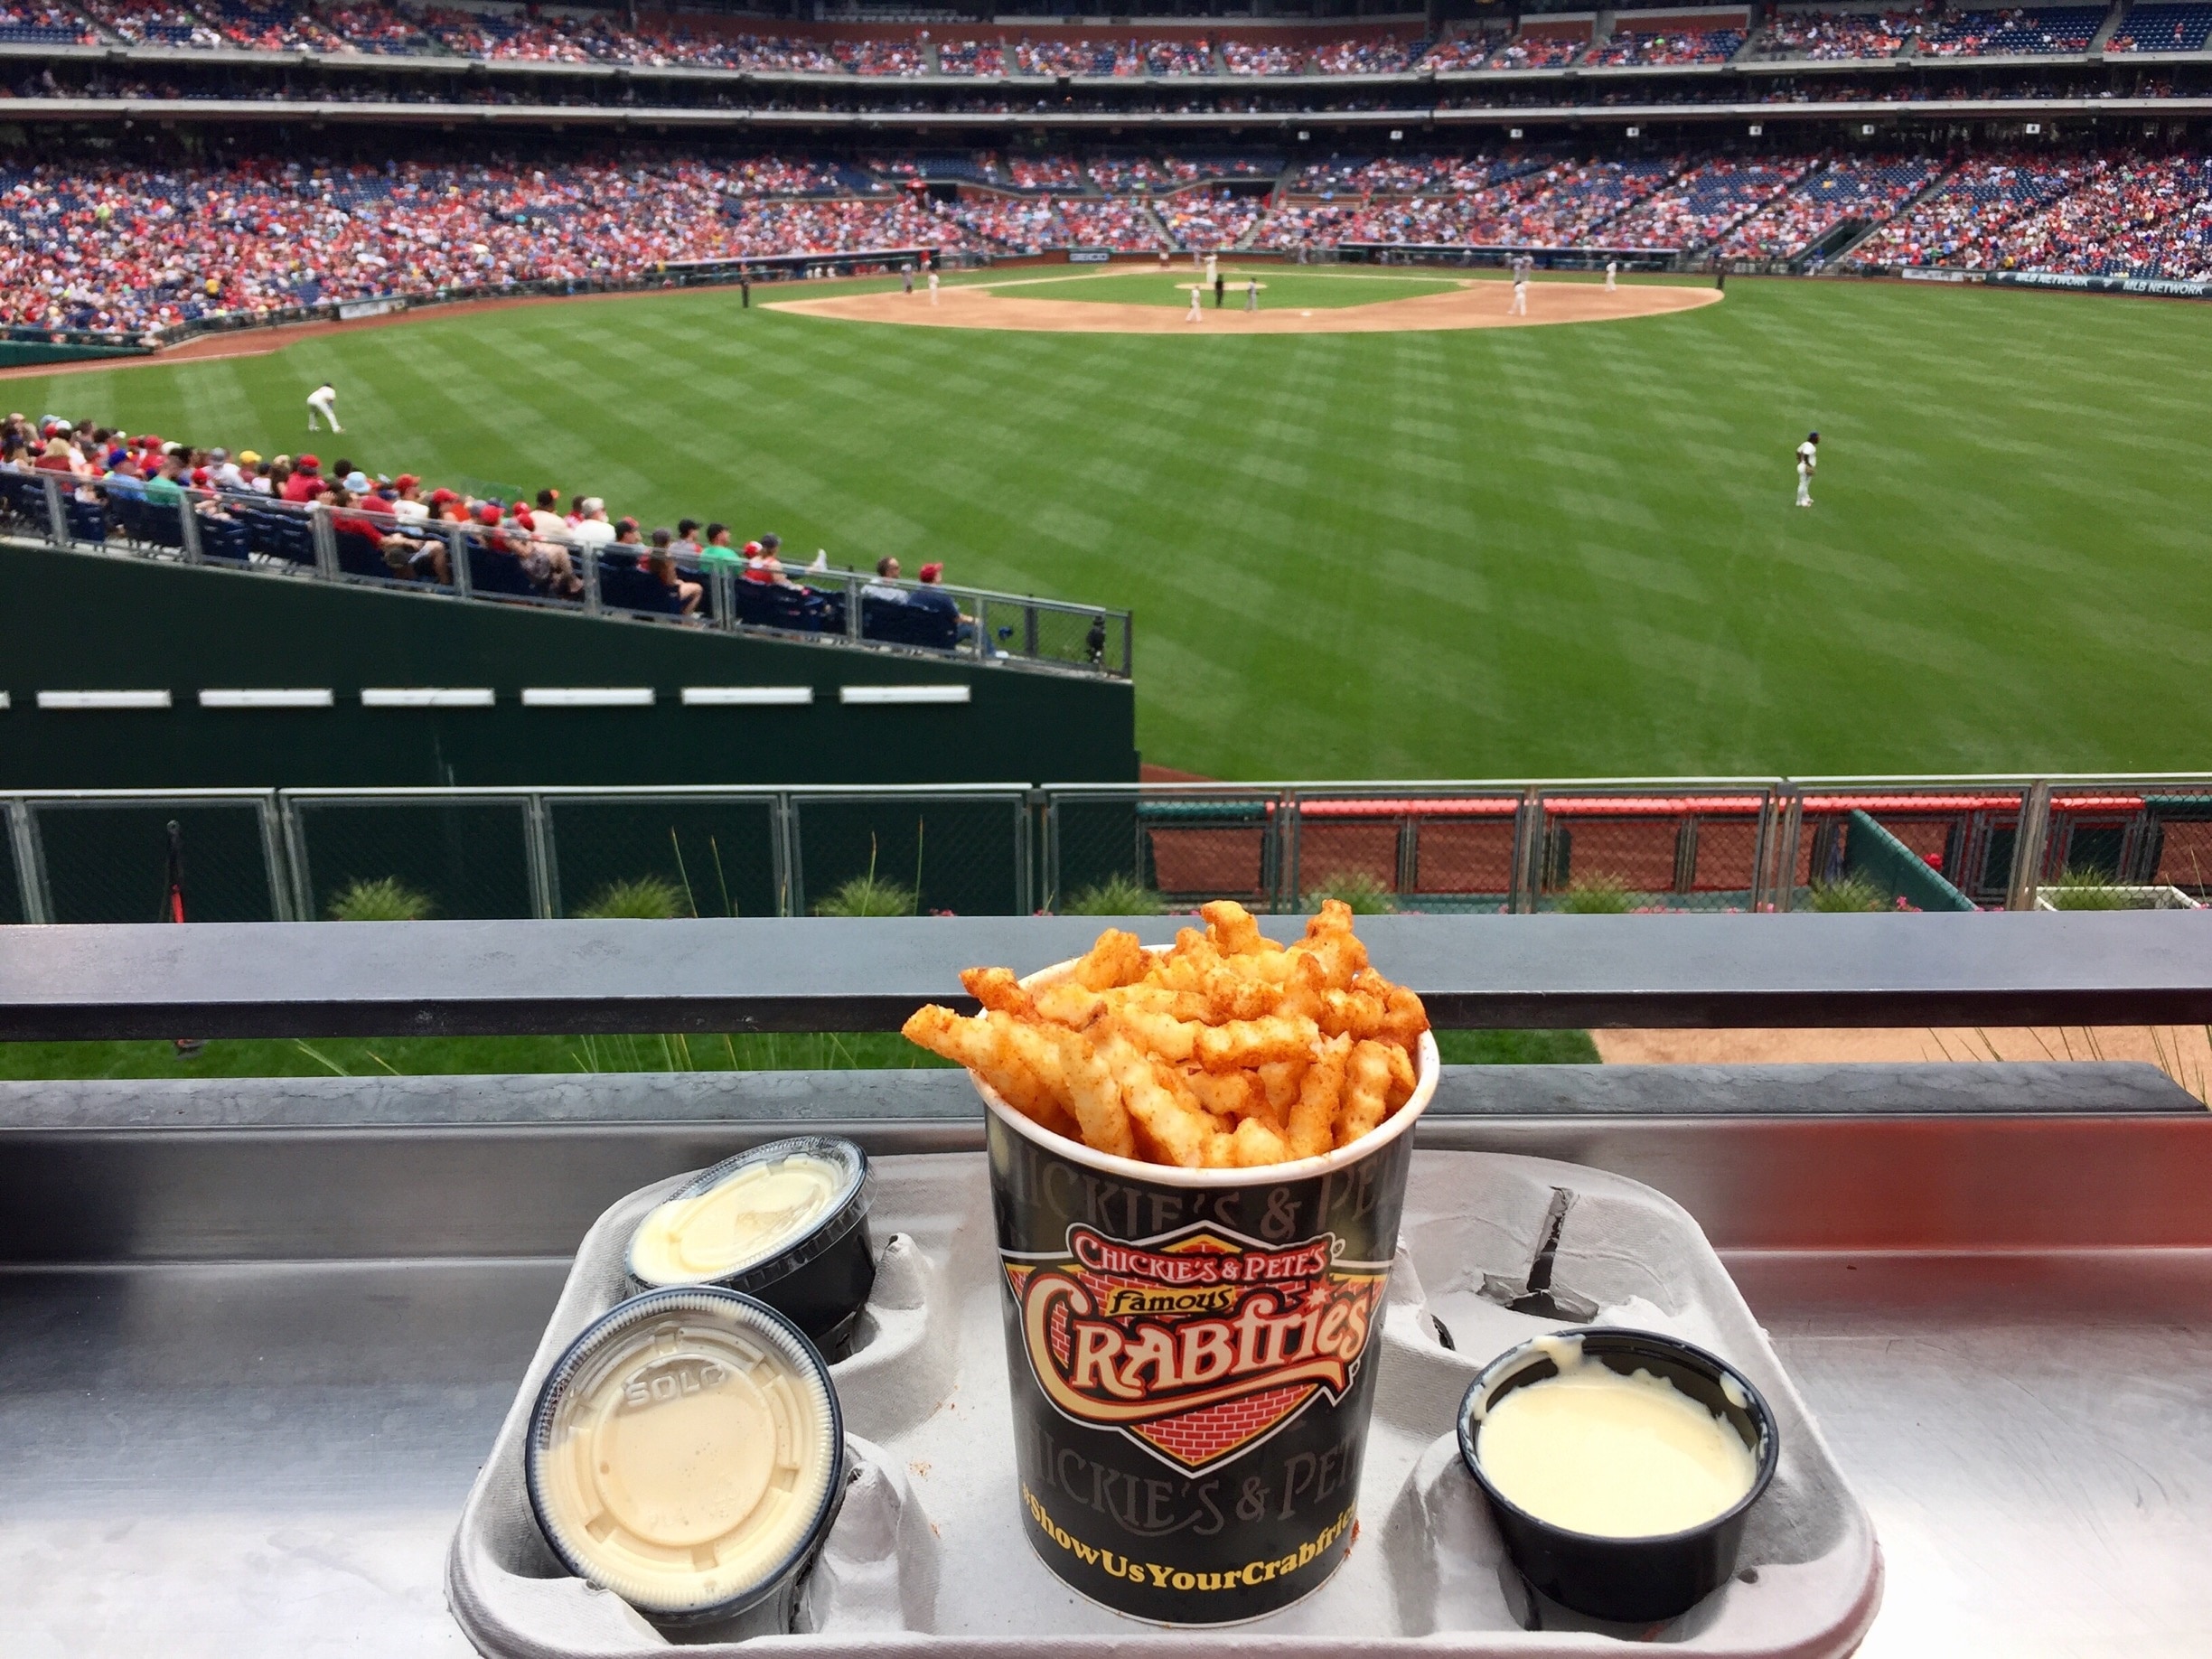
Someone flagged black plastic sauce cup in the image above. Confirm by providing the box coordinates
[1456,1327,1779,1626]
[627,1136,876,1361]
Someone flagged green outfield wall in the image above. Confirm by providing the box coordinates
[0,543,1138,789]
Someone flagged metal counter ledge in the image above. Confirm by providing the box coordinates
[3,913,2210,1655]
[9,910,2212,1038]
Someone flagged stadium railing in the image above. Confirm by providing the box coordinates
[0,473,1131,682]
[6,775,2207,925]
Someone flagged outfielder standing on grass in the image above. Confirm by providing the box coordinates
[306,380,341,433]
[1795,431,1820,508]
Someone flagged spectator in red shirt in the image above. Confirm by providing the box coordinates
[280,455,323,502]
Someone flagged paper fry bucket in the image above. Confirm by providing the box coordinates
[976,954,1439,1625]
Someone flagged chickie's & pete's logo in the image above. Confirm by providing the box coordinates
[1004,1222,1386,1474]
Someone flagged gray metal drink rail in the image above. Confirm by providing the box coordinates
[9,910,2212,1039]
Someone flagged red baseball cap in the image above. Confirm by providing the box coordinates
[476,503,501,525]
[395,473,419,489]
[743,541,763,556]
[429,487,458,505]
[920,562,944,582]
[297,455,320,471]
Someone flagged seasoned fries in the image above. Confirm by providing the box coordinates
[903,900,1429,1169]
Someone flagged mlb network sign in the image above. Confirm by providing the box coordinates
[1986,272,2212,300]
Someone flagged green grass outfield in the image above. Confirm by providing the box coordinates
[13,266,2212,782]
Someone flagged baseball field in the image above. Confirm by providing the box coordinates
[12,265,2212,782]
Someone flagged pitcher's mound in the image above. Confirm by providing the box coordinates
[770,275,1721,335]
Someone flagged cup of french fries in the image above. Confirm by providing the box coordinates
[902,899,1437,1623]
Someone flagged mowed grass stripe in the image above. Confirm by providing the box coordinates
[12,275,2212,778]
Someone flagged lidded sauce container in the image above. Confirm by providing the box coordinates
[628,1136,876,1359]
[525,1287,847,1630]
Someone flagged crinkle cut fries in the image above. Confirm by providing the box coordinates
[904,900,1430,1169]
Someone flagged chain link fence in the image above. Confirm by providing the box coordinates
[5,792,286,924]
[284,794,543,921]
[1533,790,1776,913]
[544,794,785,919]
[9,777,2212,924]
[792,792,1030,916]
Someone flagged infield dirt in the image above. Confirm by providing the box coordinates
[771,275,1722,334]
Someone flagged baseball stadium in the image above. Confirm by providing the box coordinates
[11,6,2212,1653]
[5,0,2212,1034]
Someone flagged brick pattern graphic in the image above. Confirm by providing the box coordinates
[1011,1229,1361,1473]
[1134,1380,1317,1467]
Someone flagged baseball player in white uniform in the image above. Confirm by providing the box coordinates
[305,380,341,433]
[1509,256,1531,316]
[1244,277,1259,313]
[1795,431,1819,507]
[927,267,940,305]
[1605,259,1618,293]
[1186,284,1204,323]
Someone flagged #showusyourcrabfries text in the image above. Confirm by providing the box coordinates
[902,899,1429,1168]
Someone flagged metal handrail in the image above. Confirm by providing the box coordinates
[9,775,2212,927]
[0,481,1131,681]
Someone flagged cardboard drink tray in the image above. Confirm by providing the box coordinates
[447,1149,1882,1658]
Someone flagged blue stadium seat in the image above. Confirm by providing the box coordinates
[65,497,107,546]
[333,528,391,580]
[0,472,51,530]
[734,577,841,634]
[596,558,683,616]
[197,516,250,563]
[466,539,539,598]
[861,592,960,651]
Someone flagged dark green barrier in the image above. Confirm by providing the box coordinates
[0,340,151,369]
[1843,810,1976,913]
[0,543,1138,790]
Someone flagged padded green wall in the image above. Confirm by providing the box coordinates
[0,543,1138,788]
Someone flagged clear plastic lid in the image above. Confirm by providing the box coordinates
[626,1136,873,1293]
[524,1288,845,1621]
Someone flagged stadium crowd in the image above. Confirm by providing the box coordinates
[1759,8,1922,59]
[1489,33,1587,70]
[1713,155,1940,258]
[15,5,2197,75]
[1917,5,2104,54]
[2109,4,2212,52]
[1602,157,1812,249]
[1843,153,2081,266]
[1844,151,2212,275]
[0,157,990,333]
[0,413,998,642]
[1585,26,1745,67]
[0,0,98,42]
[11,140,2212,334]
